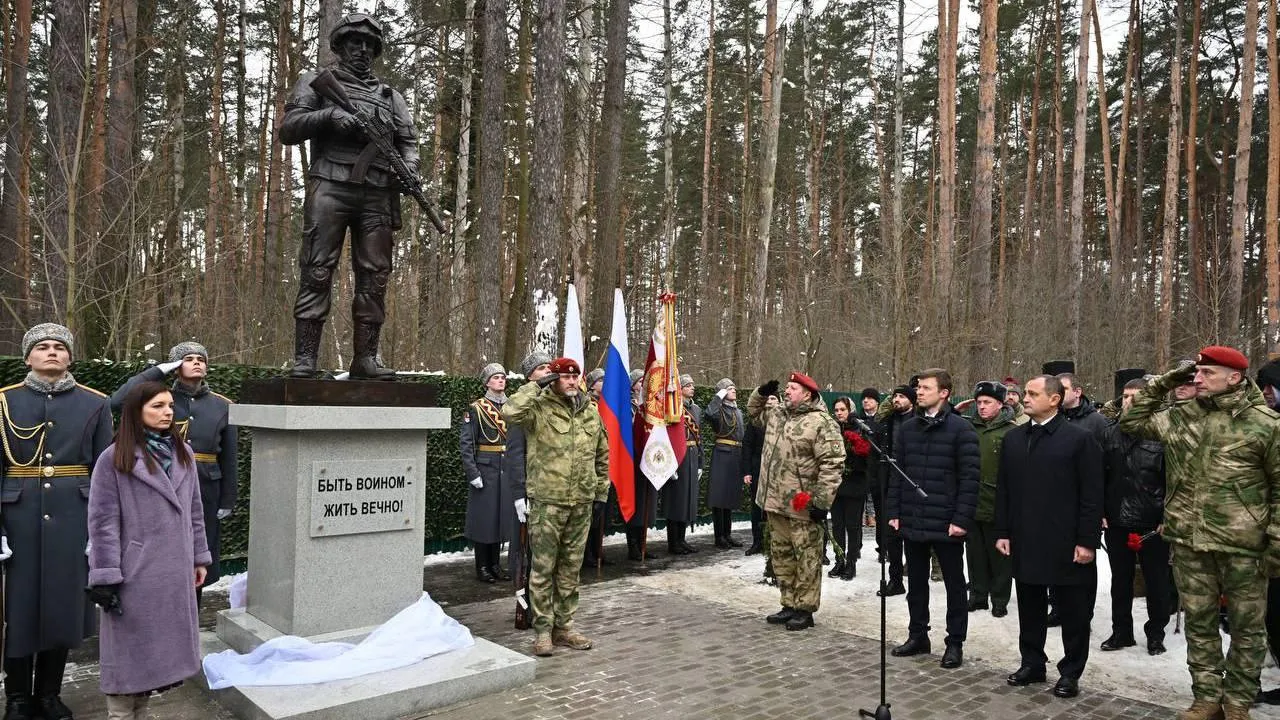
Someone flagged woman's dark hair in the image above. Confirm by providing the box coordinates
[833,396,854,413]
[114,380,191,473]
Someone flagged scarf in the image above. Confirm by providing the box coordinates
[144,430,175,477]
[484,390,508,405]
[174,379,210,398]
[24,371,77,394]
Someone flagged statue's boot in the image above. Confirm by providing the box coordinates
[290,319,325,378]
[350,322,397,381]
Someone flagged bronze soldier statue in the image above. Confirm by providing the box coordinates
[280,14,419,380]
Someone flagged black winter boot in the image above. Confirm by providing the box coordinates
[33,650,71,720]
[4,655,34,720]
[349,323,397,380]
[679,522,698,553]
[289,319,324,378]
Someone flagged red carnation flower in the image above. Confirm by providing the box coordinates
[792,491,812,512]
[843,430,872,457]
[1126,532,1142,552]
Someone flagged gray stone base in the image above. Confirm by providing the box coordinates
[197,619,535,720]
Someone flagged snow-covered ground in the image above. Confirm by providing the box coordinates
[629,525,1280,714]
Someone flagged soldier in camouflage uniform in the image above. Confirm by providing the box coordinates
[747,372,844,631]
[502,357,610,657]
[1120,346,1280,720]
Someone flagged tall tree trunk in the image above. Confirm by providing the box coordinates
[264,0,293,314]
[696,0,715,334]
[1113,0,1139,301]
[661,0,675,291]
[502,0,534,366]
[1267,0,1280,350]
[1052,0,1065,273]
[0,0,32,349]
[317,0,342,67]
[1092,10,1119,305]
[890,0,906,377]
[204,0,228,320]
[799,0,815,300]
[1156,0,1182,368]
[935,0,959,331]
[1066,0,1093,359]
[745,23,785,377]
[1184,0,1202,334]
[565,0,594,346]
[475,0,507,363]
[451,0,477,368]
[587,0,628,359]
[46,0,89,325]
[528,0,568,352]
[967,0,998,378]
[1225,0,1258,342]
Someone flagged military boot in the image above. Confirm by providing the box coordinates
[552,627,592,650]
[289,319,325,378]
[1222,703,1251,720]
[531,633,553,657]
[1176,700,1224,720]
[349,323,397,380]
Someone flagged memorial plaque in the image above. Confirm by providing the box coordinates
[310,459,419,537]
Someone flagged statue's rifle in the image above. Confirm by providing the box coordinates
[310,69,447,234]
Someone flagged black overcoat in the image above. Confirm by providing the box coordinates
[705,396,746,510]
[662,401,702,522]
[994,414,1104,586]
[459,397,516,544]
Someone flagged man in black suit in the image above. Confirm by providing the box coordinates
[996,374,1104,699]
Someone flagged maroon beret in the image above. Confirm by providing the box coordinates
[789,371,820,395]
[1196,345,1249,372]
[549,357,581,375]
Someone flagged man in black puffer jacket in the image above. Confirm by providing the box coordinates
[1100,377,1171,656]
[886,368,980,670]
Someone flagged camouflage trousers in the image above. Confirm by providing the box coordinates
[767,513,825,612]
[527,500,593,635]
[1170,544,1268,706]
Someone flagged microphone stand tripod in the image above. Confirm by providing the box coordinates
[852,415,927,720]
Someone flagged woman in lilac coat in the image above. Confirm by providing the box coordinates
[87,381,211,720]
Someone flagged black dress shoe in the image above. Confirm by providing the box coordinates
[715,538,732,549]
[4,696,36,720]
[490,565,510,581]
[991,605,1008,618]
[839,564,856,581]
[1100,634,1135,651]
[680,541,699,554]
[940,644,963,668]
[1006,666,1047,686]
[967,597,989,612]
[878,579,906,597]
[1052,677,1079,698]
[36,696,73,720]
[1257,688,1280,705]
[766,607,797,625]
[1147,638,1167,656]
[476,567,498,583]
[828,560,846,578]
[745,543,763,556]
[890,635,930,657]
[785,610,815,631]
[1046,608,1061,627]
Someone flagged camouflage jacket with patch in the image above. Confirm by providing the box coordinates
[1119,377,1280,557]
[501,381,610,505]
[746,389,844,520]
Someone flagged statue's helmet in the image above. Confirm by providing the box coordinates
[330,13,384,58]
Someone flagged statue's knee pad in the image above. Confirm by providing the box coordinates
[301,265,334,291]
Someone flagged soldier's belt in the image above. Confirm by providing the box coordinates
[715,439,741,447]
[478,444,507,453]
[193,453,219,464]
[7,465,91,478]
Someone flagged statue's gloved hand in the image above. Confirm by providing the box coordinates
[329,108,365,138]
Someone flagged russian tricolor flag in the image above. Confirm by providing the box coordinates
[599,290,637,521]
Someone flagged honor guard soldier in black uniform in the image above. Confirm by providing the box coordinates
[460,363,516,583]
[662,375,702,555]
[109,341,237,604]
[706,377,746,548]
[2,324,113,720]
[281,13,420,380]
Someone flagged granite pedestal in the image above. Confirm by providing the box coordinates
[204,395,535,720]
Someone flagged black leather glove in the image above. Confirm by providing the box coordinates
[758,380,779,397]
[536,372,561,389]
[86,584,123,616]
[808,505,828,523]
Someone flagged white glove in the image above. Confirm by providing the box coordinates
[470,477,484,489]
[85,540,92,556]
[158,360,183,374]
[217,508,233,520]
[717,388,729,399]
[333,371,351,381]
[0,536,14,562]
[514,498,528,523]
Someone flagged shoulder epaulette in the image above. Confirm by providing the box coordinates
[0,382,23,394]
[1249,404,1280,420]
[78,385,108,398]
[211,391,234,404]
